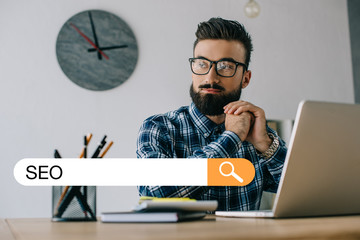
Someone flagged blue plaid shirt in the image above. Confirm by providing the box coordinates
[136,103,287,211]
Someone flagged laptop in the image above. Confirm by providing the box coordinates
[216,100,360,218]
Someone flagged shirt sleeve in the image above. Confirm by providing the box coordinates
[136,117,243,198]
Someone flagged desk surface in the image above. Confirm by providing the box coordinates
[3,215,360,240]
[0,219,14,240]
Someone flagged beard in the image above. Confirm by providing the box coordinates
[190,83,242,116]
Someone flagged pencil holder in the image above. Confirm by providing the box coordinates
[52,186,97,221]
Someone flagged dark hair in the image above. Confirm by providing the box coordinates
[194,17,253,68]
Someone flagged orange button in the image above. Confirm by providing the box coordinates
[207,158,255,186]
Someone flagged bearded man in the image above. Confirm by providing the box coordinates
[136,18,287,211]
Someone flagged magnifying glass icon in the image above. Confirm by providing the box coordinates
[219,161,244,183]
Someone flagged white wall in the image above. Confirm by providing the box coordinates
[0,0,353,218]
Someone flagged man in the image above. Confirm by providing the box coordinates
[136,18,287,211]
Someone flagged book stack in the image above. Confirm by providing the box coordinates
[101,197,218,223]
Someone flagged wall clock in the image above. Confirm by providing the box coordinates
[56,10,138,91]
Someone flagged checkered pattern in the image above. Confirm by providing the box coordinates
[136,103,287,211]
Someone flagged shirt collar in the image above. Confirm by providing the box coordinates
[189,103,224,138]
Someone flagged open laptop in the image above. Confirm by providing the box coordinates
[216,100,360,218]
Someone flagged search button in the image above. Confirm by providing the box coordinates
[219,161,244,183]
[208,158,255,186]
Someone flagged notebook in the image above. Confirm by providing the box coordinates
[101,211,206,223]
[133,200,218,212]
[102,199,218,223]
[216,100,360,218]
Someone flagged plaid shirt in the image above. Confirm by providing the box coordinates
[136,103,287,211]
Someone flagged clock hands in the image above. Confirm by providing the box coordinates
[88,12,102,60]
[87,11,128,56]
[70,11,128,61]
[87,45,128,52]
[69,23,109,60]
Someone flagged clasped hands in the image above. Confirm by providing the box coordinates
[223,101,272,153]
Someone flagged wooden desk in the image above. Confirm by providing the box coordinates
[4,215,360,240]
[0,219,15,240]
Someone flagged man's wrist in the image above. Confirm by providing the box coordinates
[255,134,272,153]
[258,133,280,159]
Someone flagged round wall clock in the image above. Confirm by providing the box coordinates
[56,10,138,91]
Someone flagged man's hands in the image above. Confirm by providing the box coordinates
[224,101,272,153]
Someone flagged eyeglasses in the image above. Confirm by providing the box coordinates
[189,57,247,77]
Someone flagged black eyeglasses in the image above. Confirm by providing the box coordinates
[189,57,247,77]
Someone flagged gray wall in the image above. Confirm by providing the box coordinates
[0,0,354,218]
[348,0,360,103]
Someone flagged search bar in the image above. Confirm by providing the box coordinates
[14,158,255,186]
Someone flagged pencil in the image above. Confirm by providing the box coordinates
[91,135,107,158]
[79,133,93,158]
[99,141,113,158]
[83,135,88,204]
[54,149,62,158]
[54,186,69,216]
[54,134,92,216]
[83,136,87,158]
